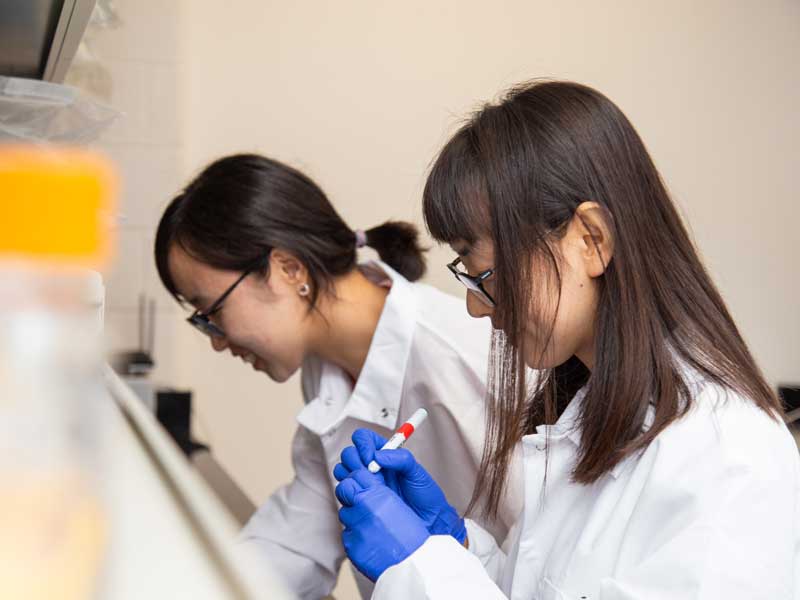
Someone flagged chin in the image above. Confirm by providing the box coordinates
[258,362,288,382]
[523,354,558,370]
[257,359,298,383]
[521,336,572,370]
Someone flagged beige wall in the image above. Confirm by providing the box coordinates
[84,1,799,598]
[176,0,799,480]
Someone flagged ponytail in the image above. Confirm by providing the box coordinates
[359,220,427,282]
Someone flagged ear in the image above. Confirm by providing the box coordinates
[571,201,615,278]
[269,248,309,286]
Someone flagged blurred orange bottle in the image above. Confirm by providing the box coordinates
[0,145,117,600]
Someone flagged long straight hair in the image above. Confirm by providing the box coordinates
[423,80,781,518]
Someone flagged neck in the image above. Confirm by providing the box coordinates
[574,324,596,371]
[310,267,389,381]
[575,347,595,371]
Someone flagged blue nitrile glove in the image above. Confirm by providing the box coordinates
[333,428,467,544]
[335,467,430,582]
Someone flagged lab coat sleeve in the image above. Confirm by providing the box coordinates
[372,535,507,600]
[595,402,800,600]
[464,518,508,582]
[239,425,344,599]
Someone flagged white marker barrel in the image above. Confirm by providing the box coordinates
[367,408,428,473]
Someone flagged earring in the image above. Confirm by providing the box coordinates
[298,283,310,297]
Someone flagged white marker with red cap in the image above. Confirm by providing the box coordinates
[367,408,429,473]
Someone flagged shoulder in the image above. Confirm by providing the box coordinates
[407,281,492,375]
[409,281,491,349]
[616,378,798,595]
[652,379,798,483]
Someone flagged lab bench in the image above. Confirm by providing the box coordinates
[99,367,291,599]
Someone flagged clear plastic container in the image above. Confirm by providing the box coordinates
[0,266,109,599]
[0,146,115,599]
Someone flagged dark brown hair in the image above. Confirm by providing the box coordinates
[423,80,781,518]
[155,153,426,308]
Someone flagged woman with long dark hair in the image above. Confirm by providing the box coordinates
[154,154,522,598]
[333,81,799,598]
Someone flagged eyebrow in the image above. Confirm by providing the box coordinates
[454,244,472,257]
[185,294,204,307]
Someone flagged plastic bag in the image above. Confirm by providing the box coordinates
[0,77,120,144]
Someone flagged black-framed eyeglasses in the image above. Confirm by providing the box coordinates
[447,257,496,307]
[187,269,253,338]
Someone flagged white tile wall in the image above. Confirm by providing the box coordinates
[66,0,183,391]
[83,1,180,64]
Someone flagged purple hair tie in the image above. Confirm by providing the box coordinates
[355,229,368,248]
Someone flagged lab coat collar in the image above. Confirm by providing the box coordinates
[526,383,657,479]
[297,261,417,436]
[347,261,416,429]
[530,386,587,446]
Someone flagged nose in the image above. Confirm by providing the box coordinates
[210,335,229,352]
[466,292,493,320]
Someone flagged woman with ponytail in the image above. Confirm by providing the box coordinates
[154,153,520,598]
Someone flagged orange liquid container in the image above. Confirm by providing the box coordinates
[0,145,117,599]
[0,145,116,266]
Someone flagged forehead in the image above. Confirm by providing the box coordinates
[167,244,229,306]
[451,237,494,260]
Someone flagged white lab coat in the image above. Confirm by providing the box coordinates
[239,261,523,599]
[373,370,800,599]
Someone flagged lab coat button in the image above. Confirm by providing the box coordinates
[380,408,389,418]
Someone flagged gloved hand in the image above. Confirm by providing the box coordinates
[335,467,430,582]
[333,428,467,544]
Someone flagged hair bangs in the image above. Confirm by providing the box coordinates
[154,193,186,305]
[423,126,491,245]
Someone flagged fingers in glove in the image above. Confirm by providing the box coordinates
[352,428,388,465]
[333,462,351,482]
[340,445,367,472]
[374,448,420,476]
[335,477,363,507]
[349,467,384,490]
